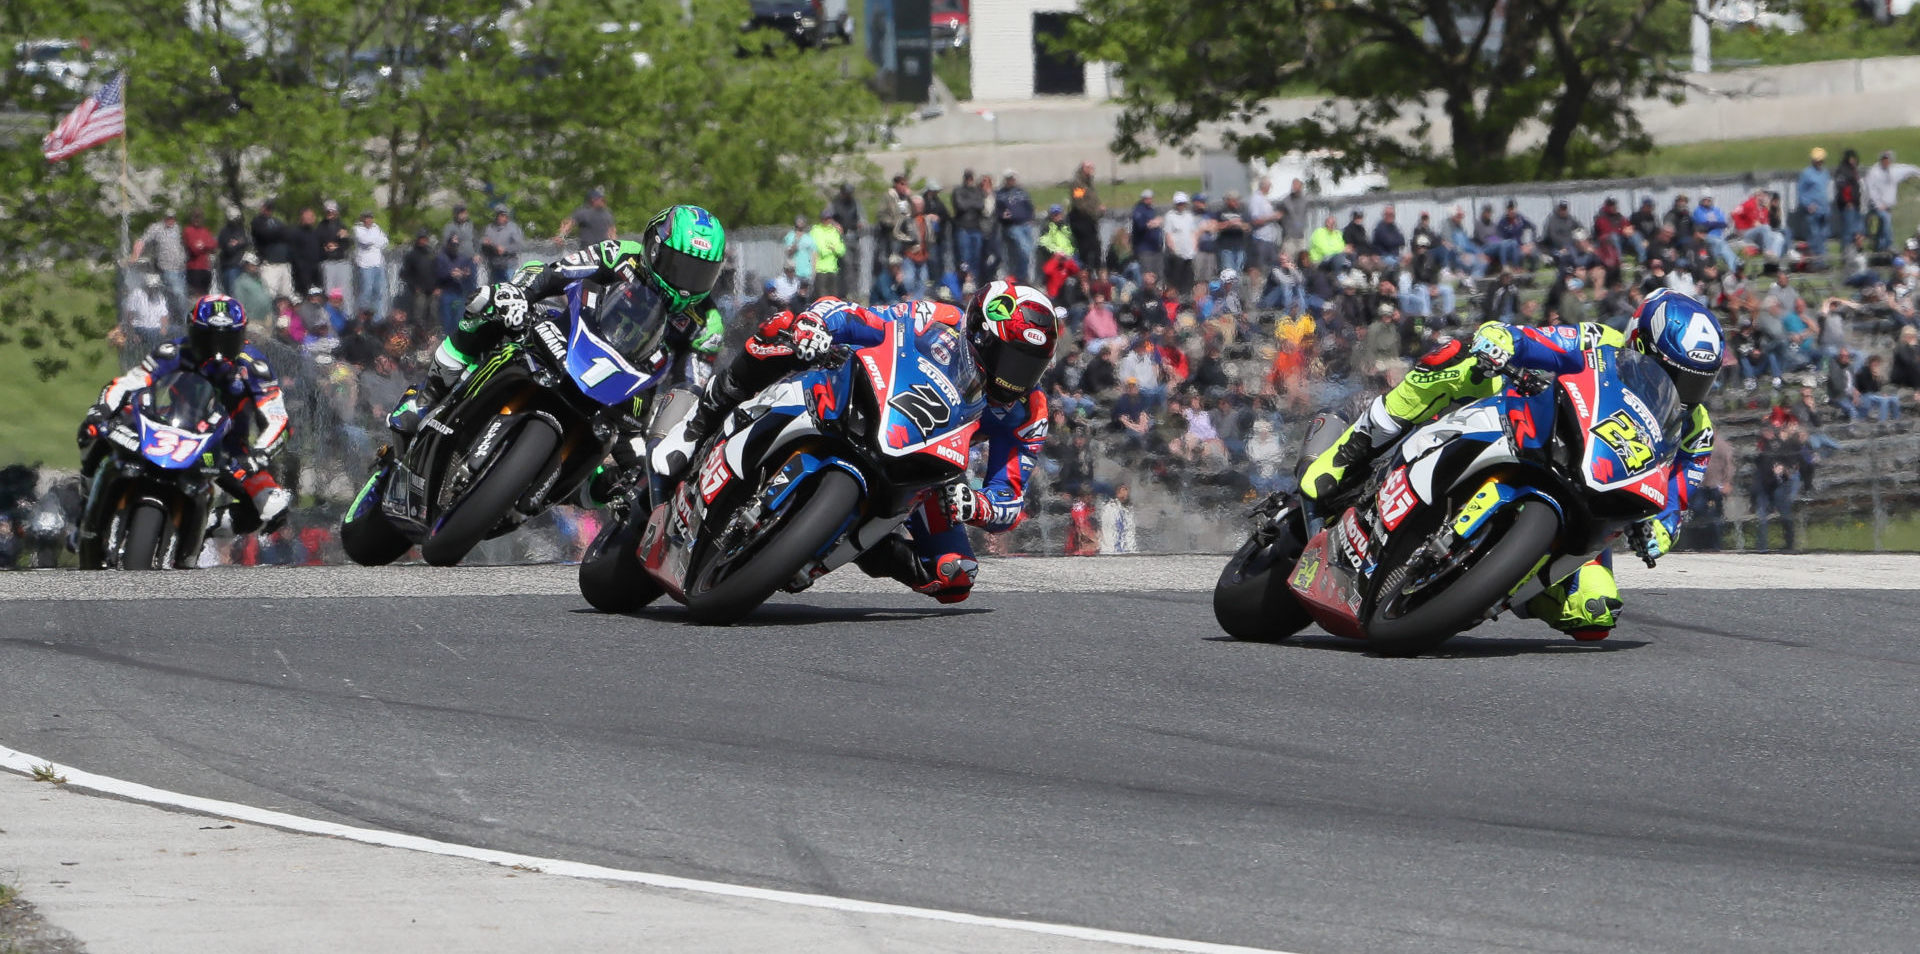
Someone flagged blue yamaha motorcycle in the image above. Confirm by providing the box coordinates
[77,371,234,570]
[342,280,670,566]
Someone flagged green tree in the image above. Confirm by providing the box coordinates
[1064,0,1690,185]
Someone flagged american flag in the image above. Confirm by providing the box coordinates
[42,71,126,162]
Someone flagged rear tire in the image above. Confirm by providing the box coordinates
[421,419,561,567]
[1213,512,1314,642]
[1364,499,1559,656]
[684,469,862,625]
[341,471,414,567]
[578,514,663,613]
[121,500,168,571]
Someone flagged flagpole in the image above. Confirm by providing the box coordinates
[118,132,131,263]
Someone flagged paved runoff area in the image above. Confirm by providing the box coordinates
[2,554,1916,954]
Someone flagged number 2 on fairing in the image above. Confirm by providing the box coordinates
[581,356,620,386]
[1592,411,1654,471]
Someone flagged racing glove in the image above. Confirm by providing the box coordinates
[943,481,988,526]
[1639,518,1675,561]
[468,283,529,331]
[1468,332,1514,382]
[791,313,831,362]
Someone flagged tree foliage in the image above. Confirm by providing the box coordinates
[1,0,891,378]
[1063,0,1691,185]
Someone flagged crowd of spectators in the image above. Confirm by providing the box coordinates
[96,150,1920,559]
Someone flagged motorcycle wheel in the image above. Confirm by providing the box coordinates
[421,419,561,567]
[121,500,169,571]
[578,514,663,613]
[341,470,413,567]
[1213,510,1313,642]
[1364,499,1559,656]
[684,468,861,626]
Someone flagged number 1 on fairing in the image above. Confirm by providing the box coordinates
[581,356,619,386]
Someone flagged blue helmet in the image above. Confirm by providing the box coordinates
[1629,288,1722,405]
[188,294,247,361]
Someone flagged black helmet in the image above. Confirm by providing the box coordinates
[964,280,1060,403]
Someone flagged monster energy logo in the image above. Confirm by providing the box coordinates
[462,343,521,396]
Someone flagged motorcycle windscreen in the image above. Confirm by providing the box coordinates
[1576,347,1683,490]
[566,281,669,405]
[865,320,985,461]
[134,372,229,469]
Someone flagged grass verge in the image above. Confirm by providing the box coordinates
[0,274,118,470]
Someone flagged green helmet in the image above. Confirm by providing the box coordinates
[641,204,727,311]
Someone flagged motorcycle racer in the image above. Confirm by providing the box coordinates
[651,280,1061,603]
[1296,287,1720,640]
[385,205,729,500]
[81,294,293,534]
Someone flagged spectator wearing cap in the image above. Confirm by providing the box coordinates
[809,211,848,299]
[319,200,353,311]
[1370,204,1405,269]
[1040,203,1076,262]
[297,285,330,344]
[1835,148,1867,251]
[1247,177,1282,284]
[441,202,476,252]
[1541,200,1579,255]
[1629,197,1660,253]
[1130,189,1165,283]
[131,209,188,316]
[559,187,615,248]
[231,252,273,329]
[400,227,438,332]
[1341,209,1375,265]
[1692,192,1736,272]
[1401,232,1454,318]
[322,287,349,335]
[995,169,1037,282]
[1799,147,1833,262]
[1162,192,1200,293]
[352,211,390,318]
[1662,194,1696,255]
[876,174,913,267]
[900,194,936,297]
[434,233,478,335]
[251,198,296,302]
[951,170,988,284]
[782,213,817,284]
[289,207,325,298]
[1863,150,1920,252]
[217,205,251,295]
[480,206,526,285]
[1278,179,1310,258]
[1068,160,1104,269]
[182,209,217,299]
[120,271,172,349]
[773,261,802,304]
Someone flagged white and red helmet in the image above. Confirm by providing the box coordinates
[964,279,1059,402]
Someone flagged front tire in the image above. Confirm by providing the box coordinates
[684,468,862,625]
[579,514,663,613]
[120,500,169,571]
[341,470,413,567]
[1365,499,1560,655]
[420,419,561,567]
[1213,510,1314,642]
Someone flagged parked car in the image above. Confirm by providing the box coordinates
[932,0,970,48]
[746,0,851,48]
[8,39,100,107]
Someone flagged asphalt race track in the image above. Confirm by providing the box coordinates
[2,561,1916,954]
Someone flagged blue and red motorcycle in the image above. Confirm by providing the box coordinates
[1214,344,1684,655]
[579,314,983,624]
[76,371,234,570]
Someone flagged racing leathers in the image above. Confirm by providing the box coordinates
[1298,320,1714,640]
[654,297,1048,603]
[387,239,727,503]
[83,340,293,534]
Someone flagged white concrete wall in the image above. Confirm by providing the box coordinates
[968,0,1106,101]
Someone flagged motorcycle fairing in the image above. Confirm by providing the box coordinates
[855,318,983,463]
[1288,528,1364,639]
[561,283,669,406]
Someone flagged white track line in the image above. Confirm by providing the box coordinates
[0,746,1299,954]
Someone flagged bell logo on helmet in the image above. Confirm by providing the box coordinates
[690,237,712,252]
[1022,327,1047,346]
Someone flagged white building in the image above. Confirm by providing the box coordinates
[967,0,1112,101]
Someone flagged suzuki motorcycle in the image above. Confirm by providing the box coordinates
[341,280,670,567]
[77,371,233,570]
[579,314,983,624]
[1213,345,1683,655]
